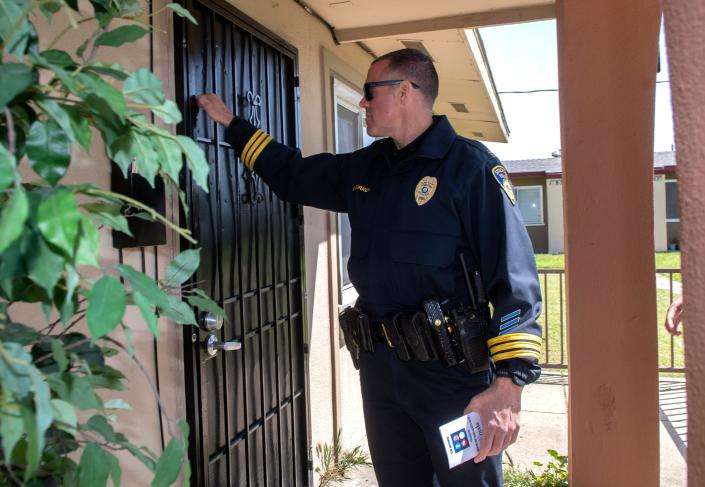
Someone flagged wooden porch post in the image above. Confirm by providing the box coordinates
[662,1,705,482]
[555,1,662,485]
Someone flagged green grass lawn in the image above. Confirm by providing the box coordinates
[532,252,683,371]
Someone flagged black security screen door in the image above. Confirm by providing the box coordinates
[174,1,310,485]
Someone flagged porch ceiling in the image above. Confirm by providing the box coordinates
[304,0,557,143]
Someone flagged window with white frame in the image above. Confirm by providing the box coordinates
[515,186,544,226]
[334,78,375,306]
[666,180,680,222]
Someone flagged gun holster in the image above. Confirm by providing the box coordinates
[338,307,374,370]
[450,307,490,373]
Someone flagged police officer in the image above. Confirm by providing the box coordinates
[197,48,542,487]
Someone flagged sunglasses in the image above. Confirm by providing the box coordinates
[363,79,421,101]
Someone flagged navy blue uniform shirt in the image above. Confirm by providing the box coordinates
[225,115,543,383]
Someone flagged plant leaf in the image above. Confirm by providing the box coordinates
[109,131,137,176]
[103,399,131,410]
[87,209,132,235]
[187,290,225,319]
[177,135,209,193]
[85,61,129,80]
[164,248,200,286]
[0,144,16,192]
[77,443,119,487]
[123,68,165,106]
[152,99,182,124]
[36,188,80,256]
[78,73,126,121]
[75,215,100,266]
[26,120,72,185]
[60,265,80,324]
[50,398,77,433]
[133,290,159,339]
[26,236,65,295]
[0,0,35,59]
[151,437,185,487]
[63,104,93,151]
[117,264,170,309]
[153,135,182,184]
[26,367,53,476]
[87,275,126,340]
[95,24,149,48]
[39,49,77,68]
[132,132,158,187]
[36,99,76,143]
[67,374,103,410]
[50,338,68,373]
[161,295,196,325]
[166,3,198,24]
[0,395,23,460]
[0,185,28,253]
[0,62,33,110]
[0,342,33,400]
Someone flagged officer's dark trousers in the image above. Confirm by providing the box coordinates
[359,344,502,487]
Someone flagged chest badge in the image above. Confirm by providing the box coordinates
[414,176,438,206]
[492,165,516,205]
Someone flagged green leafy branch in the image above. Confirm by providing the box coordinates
[0,0,223,485]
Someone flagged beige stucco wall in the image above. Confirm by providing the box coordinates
[546,178,564,254]
[653,174,668,252]
[663,1,705,482]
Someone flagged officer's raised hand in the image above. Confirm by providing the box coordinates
[465,377,523,463]
[196,93,235,127]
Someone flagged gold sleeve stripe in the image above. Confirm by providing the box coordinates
[487,333,542,347]
[247,135,272,170]
[493,350,541,362]
[489,341,542,354]
[241,129,264,163]
[242,131,269,168]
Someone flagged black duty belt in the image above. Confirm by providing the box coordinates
[338,302,490,373]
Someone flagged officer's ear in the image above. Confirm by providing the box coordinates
[399,80,412,104]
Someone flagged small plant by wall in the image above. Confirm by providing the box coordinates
[504,449,569,487]
[315,430,369,487]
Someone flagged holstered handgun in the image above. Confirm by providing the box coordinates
[338,307,362,369]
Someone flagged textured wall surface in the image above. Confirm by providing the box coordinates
[556,0,662,484]
[663,1,705,482]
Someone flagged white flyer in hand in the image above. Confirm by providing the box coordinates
[438,412,483,469]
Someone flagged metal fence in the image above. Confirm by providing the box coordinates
[536,268,684,373]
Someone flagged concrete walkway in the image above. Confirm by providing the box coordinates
[337,372,687,486]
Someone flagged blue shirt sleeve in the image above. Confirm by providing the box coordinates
[460,153,543,384]
[224,117,350,212]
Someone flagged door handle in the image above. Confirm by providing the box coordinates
[205,333,241,357]
[200,311,223,332]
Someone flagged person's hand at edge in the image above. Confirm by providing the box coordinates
[665,295,684,337]
[196,93,235,127]
[465,377,522,463]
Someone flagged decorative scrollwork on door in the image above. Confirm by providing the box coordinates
[242,90,265,205]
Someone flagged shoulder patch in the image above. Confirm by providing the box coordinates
[491,165,516,205]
